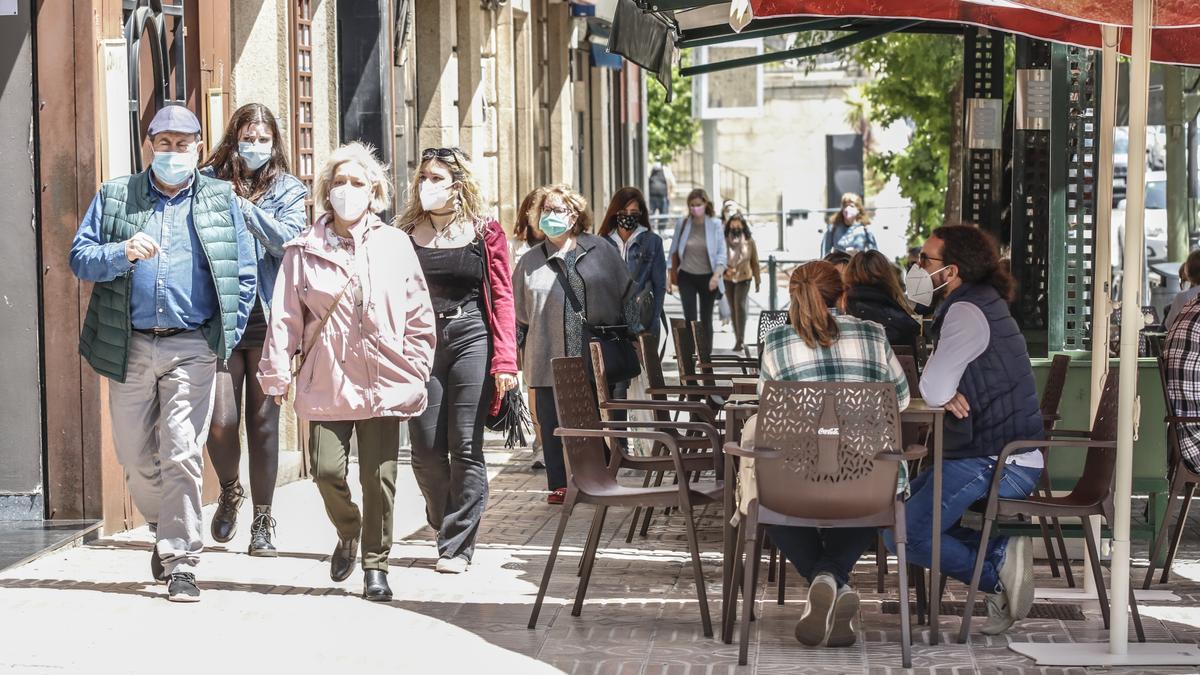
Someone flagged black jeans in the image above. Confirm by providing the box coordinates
[766,525,878,588]
[726,279,752,347]
[534,386,566,490]
[678,269,717,360]
[408,306,492,561]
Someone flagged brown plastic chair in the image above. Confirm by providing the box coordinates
[638,333,733,402]
[1142,355,1200,588]
[527,357,727,637]
[957,370,1145,643]
[689,320,758,374]
[671,318,747,385]
[723,381,922,667]
[1034,354,1075,586]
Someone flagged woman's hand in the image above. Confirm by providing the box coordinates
[495,372,518,394]
[708,274,719,292]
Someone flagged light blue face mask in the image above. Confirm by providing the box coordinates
[539,212,571,238]
[238,141,273,172]
[151,150,197,185]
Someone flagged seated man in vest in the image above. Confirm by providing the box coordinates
[884,224,1043,635]
[68,105,255,602]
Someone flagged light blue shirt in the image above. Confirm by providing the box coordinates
[69,171,255,336]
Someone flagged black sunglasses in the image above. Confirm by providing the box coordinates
[422,147,459,163]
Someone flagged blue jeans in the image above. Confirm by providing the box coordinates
[883,456,1042,593]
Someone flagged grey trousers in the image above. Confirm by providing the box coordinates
[109,331,216,575]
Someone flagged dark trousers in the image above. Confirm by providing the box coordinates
[534,385,567,490]
[408,308,492,562]
[208,344,281,506]
[766,525,878,588]
[726,279,752,348]
[678,269,717,359]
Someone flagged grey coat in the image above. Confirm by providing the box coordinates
[512,233,633,388]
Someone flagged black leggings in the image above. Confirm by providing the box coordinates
[678,269,717,359]
[208,345,281,505]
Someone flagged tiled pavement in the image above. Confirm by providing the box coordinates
[5,440,1200,674]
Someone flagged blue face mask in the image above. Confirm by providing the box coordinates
[539,212,571,238]
[151,149,197,186]
[238,141,272,172]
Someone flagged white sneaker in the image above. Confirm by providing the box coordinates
[980,592,1015,635]
[998,536,1034,623]
[795,573,837,646]
[825,585,859,647]
[435,556,470,574]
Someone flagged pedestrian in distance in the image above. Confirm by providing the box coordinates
[69,104,257,602]
[258,142,436,602]
[668,188,727,362]
[723,213,761,352]
[647,160,674,217]
[200,102,309,556]
[822,192,876,256]
[512,184,636,504]
[842,250,920,354]
[398,147,518,575]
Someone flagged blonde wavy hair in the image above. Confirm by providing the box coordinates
[397,147,488,236]
[313,142,391,216]
[533,183,592,235]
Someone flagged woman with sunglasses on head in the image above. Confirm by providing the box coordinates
[599,187,665,354]
[398,147,518,574]
[512,184,636,504]
[199,103,308,555]
[668,188,726,361]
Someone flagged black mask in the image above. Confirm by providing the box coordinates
[616,214,640,231]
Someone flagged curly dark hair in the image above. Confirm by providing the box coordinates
[930,223,1015,301]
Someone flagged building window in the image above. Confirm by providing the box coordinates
[291,0,316,217]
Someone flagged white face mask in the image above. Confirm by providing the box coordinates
[419,179,452,212]
[842,206,859,222]
[330,184,371,222]
[904,263,950,307]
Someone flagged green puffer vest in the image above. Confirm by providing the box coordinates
[78,170,243,382]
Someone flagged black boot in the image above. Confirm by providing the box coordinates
[150,545,166,582]
[248,505,277,557]
[330,537,358,582]
[210,480,244,544]
[363,570,392,601]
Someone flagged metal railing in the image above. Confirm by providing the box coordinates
[766,255,814,310]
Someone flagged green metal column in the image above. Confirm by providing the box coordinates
[1165,65,1190,263]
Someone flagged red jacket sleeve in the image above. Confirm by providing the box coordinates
[483,220,518,376]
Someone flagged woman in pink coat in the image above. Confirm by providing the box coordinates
[258,142,435,602]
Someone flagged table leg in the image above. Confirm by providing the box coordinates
[930,417,943,645]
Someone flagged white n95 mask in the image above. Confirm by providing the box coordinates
[904,264,949,307]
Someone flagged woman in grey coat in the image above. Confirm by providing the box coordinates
[512,184,635,504]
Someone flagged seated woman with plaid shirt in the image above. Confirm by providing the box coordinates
[750,261,909,649]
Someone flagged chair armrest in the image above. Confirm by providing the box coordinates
[996,438,1116,465]
[1167,415,1200,424]
[679,373,740,383]
[646,385,733,398]
[555,427,689,475]
[875,444,928,462]
[601,420,722,452]
[600,399,717,424]
[1048,428,1092,439]
[722,441,782,460]
[1041,413,1062,422]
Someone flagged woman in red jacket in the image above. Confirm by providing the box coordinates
[398,147,518,574]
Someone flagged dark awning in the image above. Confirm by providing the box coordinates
[609,0,677,99]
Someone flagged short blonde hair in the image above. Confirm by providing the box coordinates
[314,142,391,216]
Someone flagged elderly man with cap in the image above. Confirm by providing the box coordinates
[69,105,256,602]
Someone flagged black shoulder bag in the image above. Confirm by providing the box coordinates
[550,257,641,383]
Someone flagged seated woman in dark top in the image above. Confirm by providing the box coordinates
[842,250,920,352]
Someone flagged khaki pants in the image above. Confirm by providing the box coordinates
[309,418,400,571]
[109,331,216,575]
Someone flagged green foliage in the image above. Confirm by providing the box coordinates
[647,64,699,164]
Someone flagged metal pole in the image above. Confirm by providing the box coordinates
[768,255,778,310]
[1111,0,1154,656]
[1092,28,1118,425]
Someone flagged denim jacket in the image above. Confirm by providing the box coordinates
[606,228,666,335]
[201,168,308,309]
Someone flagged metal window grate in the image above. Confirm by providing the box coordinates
[291,0,316,219]
[1061,45,1100,351]
[963,28,1006,240]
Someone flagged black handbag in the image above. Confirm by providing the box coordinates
[551,259,642,383]
[486,387,532,449]
[632,286,656,333]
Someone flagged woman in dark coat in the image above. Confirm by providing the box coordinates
[842,250,920,352]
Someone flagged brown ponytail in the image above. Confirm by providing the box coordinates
[788,261,844,349]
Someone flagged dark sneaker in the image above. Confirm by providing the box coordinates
[795,573,837,646]
[248,505,278,557]
[211,481,245,544]
[167,572,200,602]
[150,546,166,582]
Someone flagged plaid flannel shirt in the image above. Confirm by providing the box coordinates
[757,314,911,490]
[1164,295,1200,473]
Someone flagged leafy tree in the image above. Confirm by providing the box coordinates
[647,63,699,164]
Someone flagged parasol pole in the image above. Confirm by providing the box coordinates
[1090,26,1118,423]
[1109,0,1153,655]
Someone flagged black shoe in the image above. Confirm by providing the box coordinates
[248,505,278,557]
[363,570,392,602]
[150,546,166,582]
[166,572,200,602]
[330,537,358,582]
[210,481,245,544]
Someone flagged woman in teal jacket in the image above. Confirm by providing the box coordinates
[200,103,308,555]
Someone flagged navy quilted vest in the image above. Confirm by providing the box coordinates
[931,283,1044,459]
